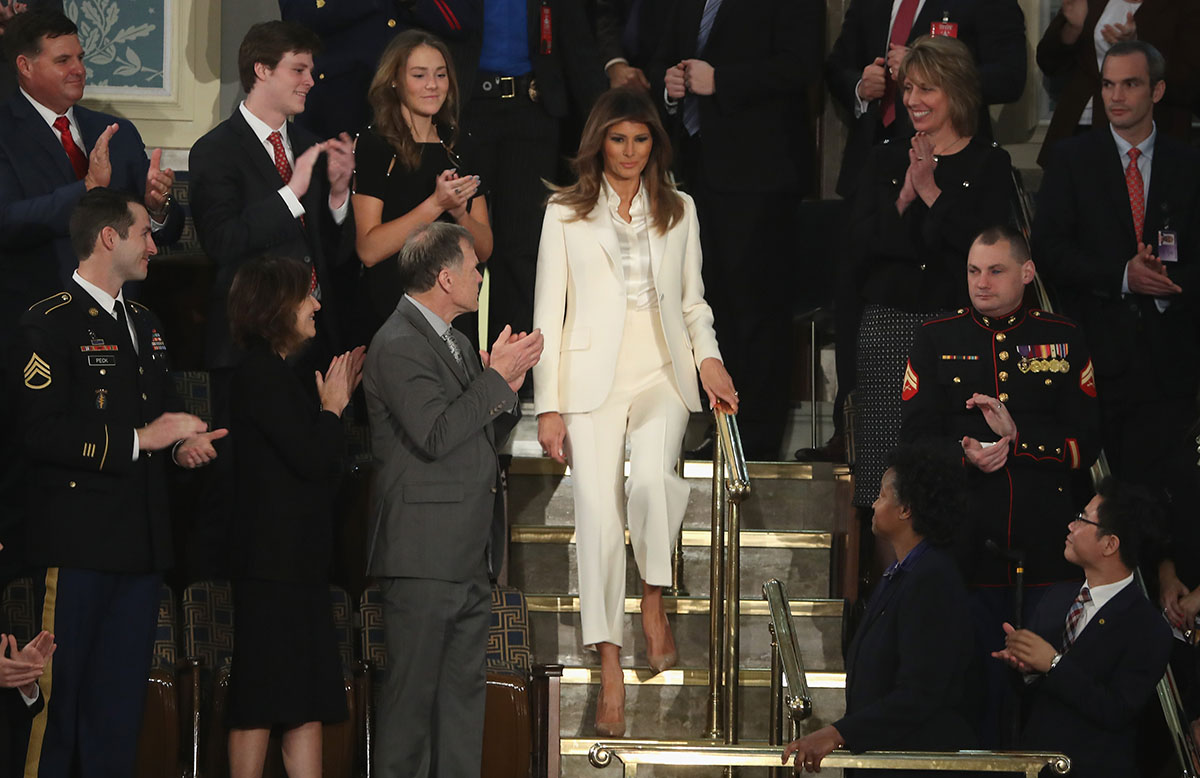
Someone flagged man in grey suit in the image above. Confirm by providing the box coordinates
[363,222,543,778]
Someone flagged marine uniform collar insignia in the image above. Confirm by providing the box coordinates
[971,305,1025,331]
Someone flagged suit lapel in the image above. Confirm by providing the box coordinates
[400,299,469,389]
[231,108,292,195]
[586,199,625,282]
[1144,136,1177,236]
[846,572,906,680]
[11,95,76,182]
[1069,582,1141,653]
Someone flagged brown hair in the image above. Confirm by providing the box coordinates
[401,222,473,293]
[548,87,683,233]
[237,21,322,95]
[897,35,981,138]
[228,255,313,356]
[69,188,140,262]
[367,30,460,172]
[4,9,76,65]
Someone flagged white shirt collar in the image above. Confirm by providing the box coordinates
[1110,121,1156,164]
[1083,571,1135,612]
[239,101,289,147]
[20,87,79,135]
[600,174,646,215]
[404,293,451,337]
[72,269,125,319]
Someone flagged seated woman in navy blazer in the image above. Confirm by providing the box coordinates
[533,87,738,737]
[785,444,980,774]
[224,256,364,778]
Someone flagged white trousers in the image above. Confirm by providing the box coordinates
[563,307,691,648]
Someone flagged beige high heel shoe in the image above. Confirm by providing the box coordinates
[595,677,626,737]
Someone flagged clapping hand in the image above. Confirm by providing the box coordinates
[316,346,366,417]
[1127,243,1182,296]
[992,622,1057,673]
[174,428,230,469]
[83,123,119,191]
[432,169,480,217]
[0,630,55,698]
[325,132,354,207]
[962,435,1010,473]
[484,325,543,393]
[966,393,1017,439]
[144,148,174,218]
[908,132,941,206]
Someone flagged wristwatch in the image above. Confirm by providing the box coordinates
[1048,652,1063,672]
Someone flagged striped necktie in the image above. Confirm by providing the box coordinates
[682,0,723,136]
[1061,586,1092,652]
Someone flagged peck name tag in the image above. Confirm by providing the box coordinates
[88,354,117,368]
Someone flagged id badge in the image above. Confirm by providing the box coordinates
[932,12,958,37]
[1159,229,1179,263]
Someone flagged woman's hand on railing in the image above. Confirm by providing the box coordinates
[700,358,738,413]
[782,725,846,773]
[537,412,568,464]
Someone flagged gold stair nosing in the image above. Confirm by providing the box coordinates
[511,526,833,549]
[508,457,851,482]
[526,595,843,618]
[559,667,846,689]
[558,738,779,757]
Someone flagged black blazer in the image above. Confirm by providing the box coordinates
[825,0,1027,197]
[189,108,347,370]
[230,344,345,583]
[1020,580,1172,778]
[451,0,606,120]
[647,0,823,195]
[0,96,183,335]
[17,282,177,573]
[1031,128,1200,402]
[1036,0,1200,167]
[836,545,979,772]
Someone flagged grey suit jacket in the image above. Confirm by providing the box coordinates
[364,298,519,581]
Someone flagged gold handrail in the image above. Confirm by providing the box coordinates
[1011,167,1200,777]
[707,409,752,742]
[762,579,813,739]
[587,742,1070,777]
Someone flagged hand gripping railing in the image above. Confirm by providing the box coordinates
[706,408,751,742]
[763,579,813,749]
[588,742,1070,777]
[1011,165,1200,777]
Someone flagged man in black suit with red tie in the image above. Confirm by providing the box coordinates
[1032,40,1200,661]
[994,478,1172,778]
[648,0,822,460]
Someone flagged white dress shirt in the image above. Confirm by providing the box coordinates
[601,176,658,311]
[238,102,349,225]
[72,270,142,460]
[1074,572,1135,636]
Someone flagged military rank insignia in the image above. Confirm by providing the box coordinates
[1017,344,1070,374]
[95,389,108,410]
[902,359,919,401]
[23,353,50,389]
[1079,359,1097,398]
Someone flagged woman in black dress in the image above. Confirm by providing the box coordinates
[225,256,365,778]
[850,35,1016,514]
[352,29,491,342]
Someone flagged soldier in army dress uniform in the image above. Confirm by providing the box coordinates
[901,224,1101,745]
[15,189,224,778]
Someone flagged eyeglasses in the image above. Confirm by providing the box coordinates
[1073,511,1101,528]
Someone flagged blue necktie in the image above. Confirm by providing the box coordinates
[683,0,723,136]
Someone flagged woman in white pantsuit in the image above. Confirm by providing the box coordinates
[533,88,738,737]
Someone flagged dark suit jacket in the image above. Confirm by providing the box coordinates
[0,96,183,333]
[591,0,675,69]
[1020,580,1172,778]
[230,343,345,583]
[16,282,177,573]
[1036,0,1200,167]
[279,0,483,138]
[825,0,1027,196]
[1031,127,1200,404]
[836,545,979,770]
[648,0,822,195]
[189,108,347,370]
[363,298,518,582]
[451,0,605,120]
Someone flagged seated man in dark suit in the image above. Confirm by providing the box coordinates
[994,478,1172,778]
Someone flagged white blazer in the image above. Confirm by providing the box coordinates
[532,187,722,416]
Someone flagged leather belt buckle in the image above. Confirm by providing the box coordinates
[498,75,516,99]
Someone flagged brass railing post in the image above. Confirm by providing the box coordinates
[706,437,726,740]
[723,493,741,743]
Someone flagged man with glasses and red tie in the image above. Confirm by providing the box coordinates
[993,478,1172,778]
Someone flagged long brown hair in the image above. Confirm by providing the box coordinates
[549,87,683,233]
[367,30,459,171]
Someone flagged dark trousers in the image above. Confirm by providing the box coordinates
[25,567,159,778]
[683,135,795,460]
[375,568,491,778]
[462,95,560,348]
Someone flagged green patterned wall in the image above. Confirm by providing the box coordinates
[66,0,168,91]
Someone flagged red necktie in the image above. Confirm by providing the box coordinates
[1061,586,1092,652]
[53,116,88,180]
[1125,147,1145,243]
[266,131,317,294]
[882,0,921,127]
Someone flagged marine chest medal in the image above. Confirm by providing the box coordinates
[1016,345,1031,373]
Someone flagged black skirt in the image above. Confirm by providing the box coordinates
[228,579,347,728]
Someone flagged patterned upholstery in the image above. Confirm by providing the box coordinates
[171,371,212,427]
[155,174,201,257]
[182,580,234,669]
[488,586,532,673]
[329,585,355,669]
[343,414,373,468]
[359,585,387,669]
[150,583,179,671]
[1,577,37,646]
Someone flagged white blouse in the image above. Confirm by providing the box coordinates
[602,176,658,311]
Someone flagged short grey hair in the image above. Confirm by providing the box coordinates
[400,222,474,293]
[1103,40,1167,86]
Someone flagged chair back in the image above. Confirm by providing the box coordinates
[181,580,235,668]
